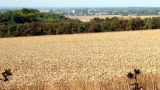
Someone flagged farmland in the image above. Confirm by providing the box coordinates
[0,30,160,89]
[67,15,160,22]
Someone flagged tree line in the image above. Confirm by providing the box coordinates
[0,8,160,37]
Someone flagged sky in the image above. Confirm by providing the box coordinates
[0,0,160,8]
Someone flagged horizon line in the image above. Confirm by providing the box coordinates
[1,6,160,8]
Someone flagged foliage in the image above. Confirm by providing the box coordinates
[1,8,160,37]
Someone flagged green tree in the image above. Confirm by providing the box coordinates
[144,18,155,29]
[89,23,102,32]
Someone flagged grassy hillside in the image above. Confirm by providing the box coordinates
[0,30,160,89]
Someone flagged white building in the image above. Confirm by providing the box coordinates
[39,10,50,13]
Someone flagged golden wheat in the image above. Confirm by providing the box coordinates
[67,15,160,22]
[0,30,160,89]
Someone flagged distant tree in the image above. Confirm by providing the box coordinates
[1,8,160,37]
[78,24,86,33]
[1,11,13,23]
[152,17,160,29]
[89,23,102,32]
[109,17,120,31]
[21,8,39,14]
[0,23,6,37]
[144,18,155,29]
[126,18,144,30]
[90,18,104,22]
[6,24,17,36]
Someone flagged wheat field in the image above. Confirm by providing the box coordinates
[1,30,160,90]
[67,15,160,22]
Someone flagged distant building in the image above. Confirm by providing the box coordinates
[88,9,94,15]
[128,14,137,16]
[72,10,75,13]
[39,10,50,13]
[78,12,83,16]
[95,13,102,15]
[105,12,110,15]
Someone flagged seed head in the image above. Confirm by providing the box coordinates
[127,72,134,79]
[134,69,141,75]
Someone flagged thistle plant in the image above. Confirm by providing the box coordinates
[127,69,142,90]
[1,69,12,82]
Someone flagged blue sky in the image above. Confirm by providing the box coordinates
[0,0,160,7]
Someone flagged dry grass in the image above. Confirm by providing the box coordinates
[0,30,160,89]
[67,15,160,22]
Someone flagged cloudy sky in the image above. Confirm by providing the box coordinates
[0,0,160,7]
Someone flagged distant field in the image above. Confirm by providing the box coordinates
[1,30,160,89]
[67,15,160,22]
